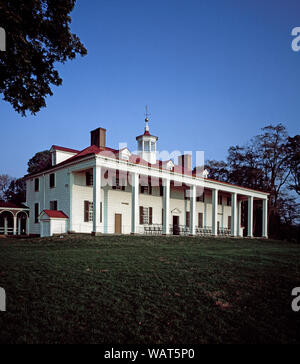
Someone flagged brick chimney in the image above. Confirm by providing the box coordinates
[91,127,106,148]
[178,154,192,171]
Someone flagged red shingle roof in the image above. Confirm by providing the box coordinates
[0,202,28,209]
[42,210,68,219]
[51,145,80,154]
[25,144,268,195]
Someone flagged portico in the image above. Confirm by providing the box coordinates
[87,157,268,238]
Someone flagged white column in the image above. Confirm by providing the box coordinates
[69,172,74,232]
[190,185,196,235]
[4,218,7,235]
[13,216,17,235]
[92,163,102,235]
[248,196,254,238]
[231,192,237,236]
[163,178,170,235]
[212,189,218,236]
[131,173,139,234]
[262,198,268,238]
[18,218,21,235]
[237,200,242,237]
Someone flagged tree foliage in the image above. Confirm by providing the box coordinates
[286,135,300,196]
[27,150,52,174]
[202,124,299,238]
[0,174,13,200]
[3,178,26,204]
[0,0,87,115]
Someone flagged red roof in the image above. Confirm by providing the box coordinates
[136,131,158,140]
[25,144,268,195]
[0,202,28,209]
[42,210,69,219]
[51,145,80,154]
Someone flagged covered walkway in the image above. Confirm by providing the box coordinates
[0,202,29,236]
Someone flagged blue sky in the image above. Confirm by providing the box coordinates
[1,0,300,177]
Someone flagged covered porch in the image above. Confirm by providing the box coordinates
[0,202,30,236]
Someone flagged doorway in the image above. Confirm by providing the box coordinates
[173,216,180,235]
[115,214,122,234]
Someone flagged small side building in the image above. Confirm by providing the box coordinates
[39,210,69,238]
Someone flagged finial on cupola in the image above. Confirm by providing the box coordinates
[144,105,151,133]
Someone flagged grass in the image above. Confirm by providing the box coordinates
[0,234,299,344]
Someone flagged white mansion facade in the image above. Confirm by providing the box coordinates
[24,119,269,238]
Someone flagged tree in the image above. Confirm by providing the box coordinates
[0,174,13,200]
[227,145,265,190]
[3,178,26,204]
[205,160,229,182]
[286,135,300,196]
[27,150,52,174]
[0,0,87,116]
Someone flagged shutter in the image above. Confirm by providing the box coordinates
[228,216,231,229]
[186,211,190,227]
[149,207,153,225]
[139,206,144,225]
[162,208,164,225]
[198,213,203,228]
[86,172,89,186]
[84,201,89,222]
[149,185,152,195]
[100,202,103,223]
[160,186,163,197]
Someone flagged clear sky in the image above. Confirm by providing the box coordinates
[1,0,300,177]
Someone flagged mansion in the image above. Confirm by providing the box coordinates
[20,117,268,238]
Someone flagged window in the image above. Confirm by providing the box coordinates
[112,176,126,191]
[49,173,55,188]
[198,213,203,228]
[144,141,150,152]
[34,178,39,192]
[138,140,143,151]
[84,201,102,223]
[196,193,205,202]
[50,201,58,211]
[227,197,231,206]
[218,195,222,205]
[184,189,190,200]
[34,203,39,223]
[84,201,94,222]
[140,184,152,195]
[139,206,153,225]
[86,171,93,186]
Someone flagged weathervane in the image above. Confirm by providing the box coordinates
[144,105,151,132]
[144,105,151,122]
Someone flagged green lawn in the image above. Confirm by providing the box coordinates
[0,235,299,344]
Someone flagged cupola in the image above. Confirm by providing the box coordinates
[136,109,158,164]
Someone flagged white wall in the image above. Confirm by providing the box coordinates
[27,166,234,235]
[26,169,71,235]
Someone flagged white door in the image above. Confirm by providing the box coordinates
[41,221,51,237]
